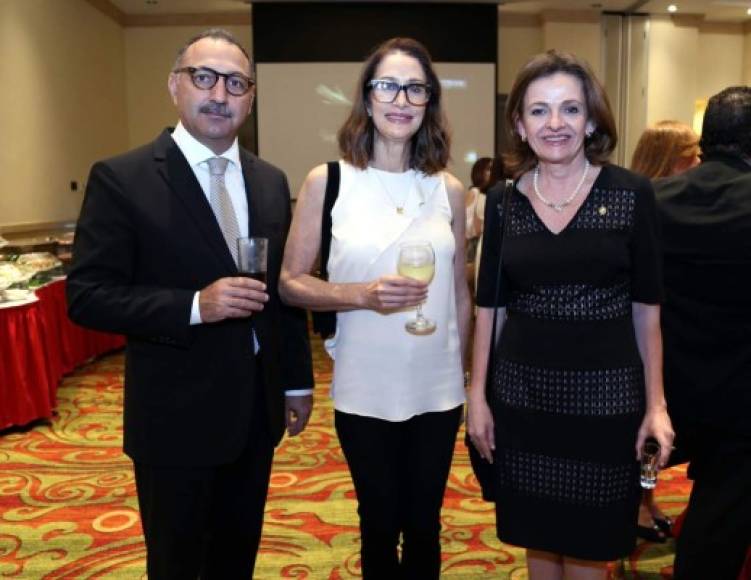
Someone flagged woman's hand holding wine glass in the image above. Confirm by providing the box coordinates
[360,275,427,311]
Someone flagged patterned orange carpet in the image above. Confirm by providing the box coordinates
[0,338,690,578]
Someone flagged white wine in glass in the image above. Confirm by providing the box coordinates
[397,241,436,335]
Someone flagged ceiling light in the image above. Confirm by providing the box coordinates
[668,4,678,12]
[747,7,751,15]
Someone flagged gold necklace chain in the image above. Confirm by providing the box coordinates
[370,167,409,215]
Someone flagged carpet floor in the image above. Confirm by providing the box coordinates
[0,340,689,578]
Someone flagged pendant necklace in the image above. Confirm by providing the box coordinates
[533,159,590,213]
[371,167,409,215]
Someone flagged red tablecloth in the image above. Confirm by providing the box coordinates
[0,279,124,429]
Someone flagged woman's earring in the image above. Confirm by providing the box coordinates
[366,108,372,117]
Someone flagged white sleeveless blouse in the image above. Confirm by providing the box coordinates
[325,161,465,421]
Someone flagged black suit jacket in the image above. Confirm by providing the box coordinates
[67,129,314,466]
[654,152,751,450]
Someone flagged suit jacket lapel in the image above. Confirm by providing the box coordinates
[239,150,270,334]
[240,150,266,237]
[154,130,236,273]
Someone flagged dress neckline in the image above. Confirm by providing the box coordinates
[368,166,415,177]
[516,164,608,236]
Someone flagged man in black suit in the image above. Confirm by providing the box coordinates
[67,29,314,579]
[654,86,751,580]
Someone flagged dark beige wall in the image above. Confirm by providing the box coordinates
[2,3,749,231]
[0,0,128,230]
[648,16,745,129]
[744,24,751,84]
[124,24,251,148]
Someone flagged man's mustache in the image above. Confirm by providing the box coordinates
[200,102,231,117]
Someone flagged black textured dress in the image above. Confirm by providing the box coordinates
[476,164,663,561]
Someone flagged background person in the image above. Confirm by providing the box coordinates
[469,155,508,293]
[466,156,493,255]
[631,120,701,179]
[67,29,314,579]
[467,50,674,580]
[280,37,470,579]
[654,86,751,580]
[630,119,701,543]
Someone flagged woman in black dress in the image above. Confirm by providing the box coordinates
[466,50,674,579]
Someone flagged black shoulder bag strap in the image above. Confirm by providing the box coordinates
[467,178,514,502]
[319,161,340,282]
[311,161,340,338]
[487,178,514,373]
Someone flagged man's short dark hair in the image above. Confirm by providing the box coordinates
[173,28,252,73]
[700,86,751,158]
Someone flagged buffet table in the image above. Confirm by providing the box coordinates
[0,279,124,430]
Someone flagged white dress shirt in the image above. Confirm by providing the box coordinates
[171,122,311,397]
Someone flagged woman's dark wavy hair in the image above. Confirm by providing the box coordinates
[337,37,450,175]
[504,50,617,178]
[486,154,508,192]
[699,86,751,158]
[470,157,493,189]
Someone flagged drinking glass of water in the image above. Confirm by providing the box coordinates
[640,440,660,489]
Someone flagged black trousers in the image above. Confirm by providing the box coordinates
[673,444,751,580]
[133,396,274,580]
[335,405,462,580]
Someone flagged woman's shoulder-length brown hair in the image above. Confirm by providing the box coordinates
[630,120,700,179]
[504,50,617,178]
[337,37,450,175]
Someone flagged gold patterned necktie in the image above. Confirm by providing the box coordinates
[207,156,240,265]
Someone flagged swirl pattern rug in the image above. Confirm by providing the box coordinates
[0,338,690,578]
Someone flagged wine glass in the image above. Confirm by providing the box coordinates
[397,240,436,335]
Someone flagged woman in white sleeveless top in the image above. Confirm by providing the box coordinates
[281,38,470,579]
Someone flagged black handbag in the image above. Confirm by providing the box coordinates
[311,161,340,339]
[465,178,513,502]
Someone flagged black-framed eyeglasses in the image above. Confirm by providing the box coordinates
[367,79,432,106]
[173,66,255,96]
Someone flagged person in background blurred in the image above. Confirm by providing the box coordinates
[653,86,751,580]
[631,120,701,180]
[467,50,673,580]
[466,157,493,255]
[280,37,470,579]
[629,119,700,543]
[466,156,507,292]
